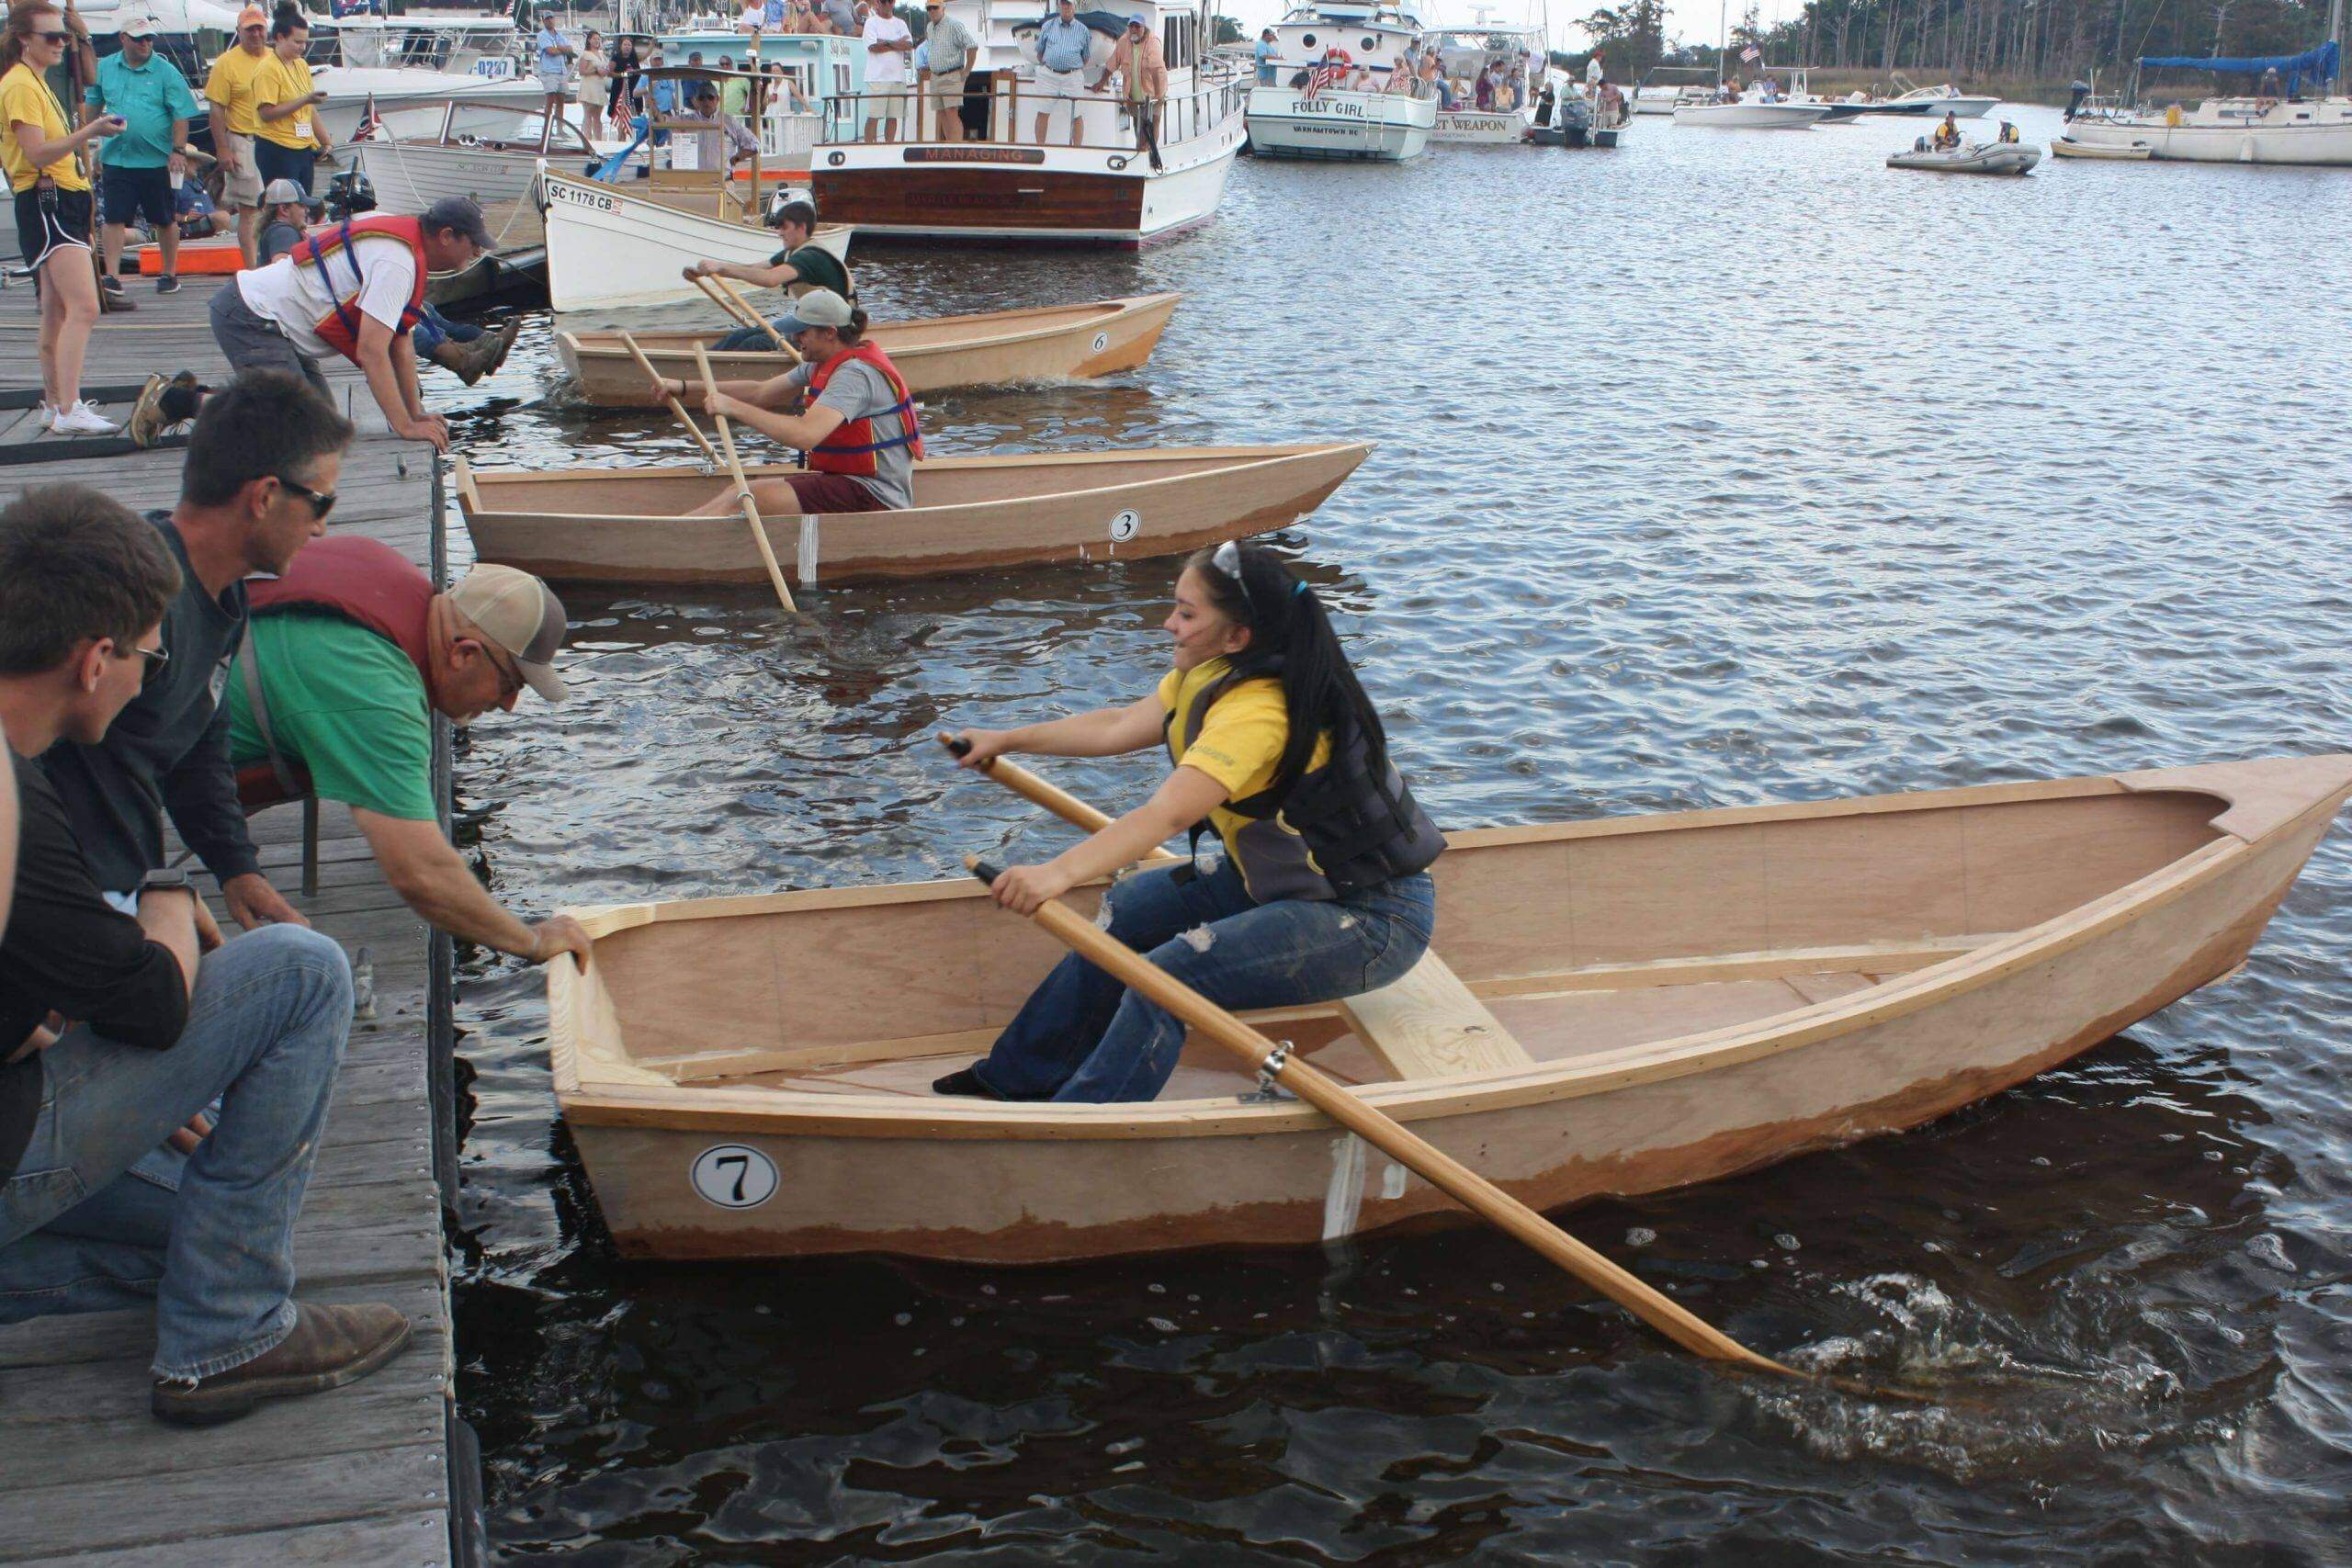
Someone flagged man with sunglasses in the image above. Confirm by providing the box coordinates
[40,373,350,942]
[1,484,404,1427]
[223,540,594,973]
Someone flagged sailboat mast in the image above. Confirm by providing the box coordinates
[2330,0,2346,92]
[1716,0,1725,85]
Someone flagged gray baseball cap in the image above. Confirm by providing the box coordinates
[792,288,853,327]
[421,196,495,250]
[448,565,569,702]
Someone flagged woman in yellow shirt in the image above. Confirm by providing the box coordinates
[940,541,1446,1103]
[251,4,329,194]
[1,2,124,434]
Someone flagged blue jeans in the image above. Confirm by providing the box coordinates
[974,857,1437,1103]
[0,925,354,1380]
[409,304,480,358]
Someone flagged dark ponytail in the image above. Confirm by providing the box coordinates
[1185,541,1391,802]
[270,3,305,39]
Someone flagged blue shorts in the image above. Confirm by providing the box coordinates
[251,141,314,193]
[101,163,174,230]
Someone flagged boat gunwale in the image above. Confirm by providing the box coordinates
[550,758,2352,1138]
[459,442,1374,527]
[559,293,1181,367]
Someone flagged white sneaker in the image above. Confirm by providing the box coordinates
[50,400,119,436]
[31,400,55,430]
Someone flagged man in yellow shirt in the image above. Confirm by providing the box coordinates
[250,8,328,197]
[202,5,272,264]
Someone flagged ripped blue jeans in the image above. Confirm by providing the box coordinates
[972,857,1437,1103]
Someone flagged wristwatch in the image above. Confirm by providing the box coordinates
[139,869,194,897]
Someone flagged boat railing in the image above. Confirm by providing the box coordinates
[816,78,1247,152]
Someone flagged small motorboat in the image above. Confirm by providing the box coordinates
[2050,134,2154,160]
[557,295,1182,408]
[546,754,2352,1263]
[455,443,1371,588]
[1864,82,2002,118]
[1887,137,2043,174]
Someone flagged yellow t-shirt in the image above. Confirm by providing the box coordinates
[251,53,321,149]
[1158,658,1332,869]
[204,44,272,138]
[0,62,87,194]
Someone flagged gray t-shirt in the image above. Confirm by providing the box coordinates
[792,356,914,509]
[820,0,857,32]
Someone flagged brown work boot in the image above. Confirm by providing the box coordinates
[434,321,517,387]
[151,1301,412,1427]
[125,373,168,447]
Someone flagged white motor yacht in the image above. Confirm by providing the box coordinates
[1631,65,1716,115]
[1673,72,1839,129]
[1246,0,1438,160]
[1871,81,2002,118]
[1423,18,1546,143]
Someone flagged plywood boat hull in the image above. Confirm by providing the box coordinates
[548,756,2352,1264]
[455,443,1370,587]
[554,294,1181,408]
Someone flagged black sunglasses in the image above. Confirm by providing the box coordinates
[124,641,170,688]
[277,474,336,521]
[36,29,71,43]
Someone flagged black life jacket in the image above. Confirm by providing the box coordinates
[1165,665,1445,902]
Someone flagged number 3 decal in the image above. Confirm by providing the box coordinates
[690,1144,779,1209]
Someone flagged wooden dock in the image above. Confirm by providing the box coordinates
[0,268,477,1562]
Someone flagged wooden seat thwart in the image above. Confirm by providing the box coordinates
[1338,952,1537,1080]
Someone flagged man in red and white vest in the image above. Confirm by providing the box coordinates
[205,195,492,454]
[662,288,923,518]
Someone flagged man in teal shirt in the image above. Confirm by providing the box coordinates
[83,15,200,294]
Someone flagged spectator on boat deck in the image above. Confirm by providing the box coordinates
[2257,65,2282,107]
[684,83,759,168]
[218,538,592,976]
[1097,15,1166,170]
[251,5,329,197]
[637,51,674,144]
[1474,64,1495,108]
[1254,28,1276,86]
[932,540,1442,1104]
[718,57,752,116]
[605,39,638,135]
[763,0,789,27]
[1587,51,1603,88]
[738,1,766,28]
[860,0,914,141]
[684,197,853,350]
[82,12,201,298]
[673,290,923,518]
[820,0,858,34]
[574,30,607,134]
[1033,0,1092,146]
[534,10,575,126]
[918,0,978,143]
[0,482,395,1428]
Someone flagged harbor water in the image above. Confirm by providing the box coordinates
[440,105,2352,1561]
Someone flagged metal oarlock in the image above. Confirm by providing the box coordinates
[1243,1041,1295,1103]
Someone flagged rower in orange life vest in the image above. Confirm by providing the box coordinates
[669,288,923,518]
[205,194,492,453]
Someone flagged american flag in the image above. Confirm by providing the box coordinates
[352,94,383,141]
[1303,51,1350,98]
[1740,44,1761,62]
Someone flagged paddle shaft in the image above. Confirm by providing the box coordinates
[693,272,783,349]
[713,272,791,354]
[939,734,1180,865]
[691,342,797,615]
[617,329,722,464]
[963,856,1793,1376]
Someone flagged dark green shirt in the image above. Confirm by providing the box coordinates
[769,243,850,299]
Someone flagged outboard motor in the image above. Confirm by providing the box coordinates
[322,168,377,221]
[2065,79,2091,120]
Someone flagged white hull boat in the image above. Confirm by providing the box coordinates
[1867,85,2001,118]
[311,67,550,143]
[542,166,850,316]
[1672,98,1834,129]
[1248,85,1435,158]
[1887,140,2042,173]
[1430,106,1532,142]
[2064,96,2352,164]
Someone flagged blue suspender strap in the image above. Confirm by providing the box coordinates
[813,398,921,455]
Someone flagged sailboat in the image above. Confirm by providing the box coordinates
[2061,29,2352,165]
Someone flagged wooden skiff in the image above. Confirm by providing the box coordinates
[555,295,1182,409]
[549,753,2352,1264]
[454,444,1369,588]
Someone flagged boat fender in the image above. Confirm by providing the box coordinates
[1323,1133,1368,1242]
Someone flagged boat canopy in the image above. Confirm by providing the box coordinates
[2137,40,2339,92]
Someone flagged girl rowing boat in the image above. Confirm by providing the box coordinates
[937,541,1446,1104]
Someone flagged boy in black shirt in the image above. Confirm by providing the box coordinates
[0,485,407,1427]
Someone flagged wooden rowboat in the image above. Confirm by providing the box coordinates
[549,754,2352,1264]
[554,294,1182,409]
[454,443,1369,588]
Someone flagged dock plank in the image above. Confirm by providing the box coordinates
[0,280,466,1562]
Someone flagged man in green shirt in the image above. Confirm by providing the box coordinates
[683,198,852,352]
[84,15,202,292]
[224,539,592,969]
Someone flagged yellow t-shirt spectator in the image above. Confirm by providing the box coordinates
[1157,657,1332,870]
[251,53,322,149]
[204,44,271,138]
[0,62,88,194]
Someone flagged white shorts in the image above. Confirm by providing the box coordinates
[861,85,912,123]
[537,67,570,96]
[1034,66,1084,132]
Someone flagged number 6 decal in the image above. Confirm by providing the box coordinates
[690,1144,779,1209]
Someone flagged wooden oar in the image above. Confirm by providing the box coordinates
[691,342,797,615]
[960,852,1797,1379]
[712,273,792,355]
[692,272,784,350]
[938,734,1177,864]
[616,329,721,465]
